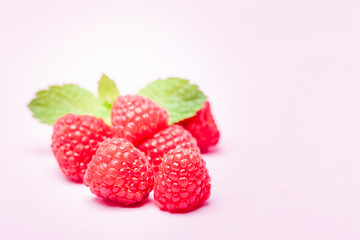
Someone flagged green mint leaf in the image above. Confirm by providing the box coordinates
[97,74,120,107]
[28,84,110,125]
[138,78,207,124]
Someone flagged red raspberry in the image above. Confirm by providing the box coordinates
[51,114,112,182]
[111,95,169,145]
[137,124,199,173]
[154,148,211,212]
[84,138,153,205]
[179,101,220,152]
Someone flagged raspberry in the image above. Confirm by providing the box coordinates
[84,138,153,205]
[111,95,169,145]
[179,101,220,152]
[51,114,113,182]
[137,124,199,173]
[154,148,211,212]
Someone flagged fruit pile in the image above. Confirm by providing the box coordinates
[28,75,220,213]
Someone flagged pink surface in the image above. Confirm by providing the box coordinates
[1,0,360,239]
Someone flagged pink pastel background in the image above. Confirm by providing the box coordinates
[1,0,360,239]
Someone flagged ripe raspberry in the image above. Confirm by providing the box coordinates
[84,138,153,205]
[179,101,220,152]
[111,95,169,145]
[137,124,199,173]
[154,148,211,212]
[51,114,113,182]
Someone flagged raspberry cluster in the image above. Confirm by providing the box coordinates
[84,138,153,205]
[137,124,199,173]
[51,114,113,182]
[50,94,219,212]
[111,95,169,145]
[154,148,211,212]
